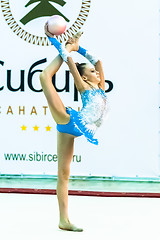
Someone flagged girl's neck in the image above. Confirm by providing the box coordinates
[86,81,99,90]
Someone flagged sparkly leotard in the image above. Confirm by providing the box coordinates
[57,88,109,145]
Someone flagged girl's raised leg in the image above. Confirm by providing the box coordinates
[40,55,70,124]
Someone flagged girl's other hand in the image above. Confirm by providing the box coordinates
[44,22,55,38]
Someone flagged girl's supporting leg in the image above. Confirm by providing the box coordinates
[57,131,83,232]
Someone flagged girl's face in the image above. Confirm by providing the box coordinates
[82,64,100,83]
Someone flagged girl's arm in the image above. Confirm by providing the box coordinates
[77,46,105,91]
[66,56,87,92]
[41,43,73,78]
[95,60,105,91]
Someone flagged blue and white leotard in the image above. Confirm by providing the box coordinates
[57,88,109,145]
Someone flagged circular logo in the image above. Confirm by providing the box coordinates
[1,0,91,46]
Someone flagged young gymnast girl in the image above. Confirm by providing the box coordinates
[40,24,109,232]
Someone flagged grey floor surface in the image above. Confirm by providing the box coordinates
[0,193,159,240]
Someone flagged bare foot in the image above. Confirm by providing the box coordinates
[59,221,83,232]
[65,31,83,51]
[73,31,83,39]
[66,31,83,43]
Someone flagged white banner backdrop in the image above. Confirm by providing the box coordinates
[0,0,159,177]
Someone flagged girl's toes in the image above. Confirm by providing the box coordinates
[74,31,83,39]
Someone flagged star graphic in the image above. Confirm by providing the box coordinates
[21,125,27,131]
[45,125,51,131]
[33,125,39,131]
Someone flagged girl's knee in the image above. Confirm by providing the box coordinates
[58,168,70,181]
